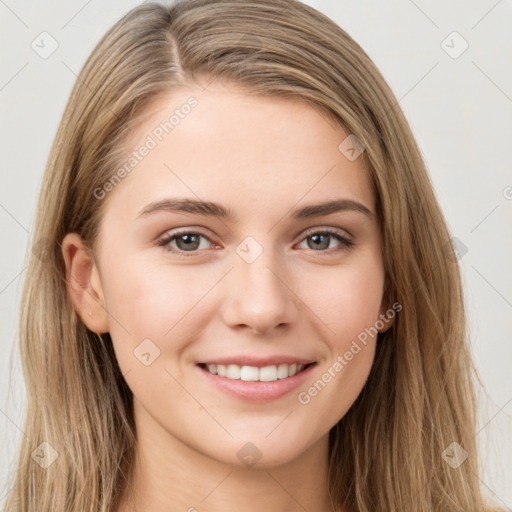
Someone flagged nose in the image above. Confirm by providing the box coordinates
[221,252,299,336]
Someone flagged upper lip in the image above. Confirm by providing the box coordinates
[198,356,316,367]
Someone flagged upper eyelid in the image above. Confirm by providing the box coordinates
[158,226,352,246]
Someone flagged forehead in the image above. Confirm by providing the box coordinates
[104,83,374,219]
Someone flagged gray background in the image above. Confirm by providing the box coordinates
[1,0,511,508]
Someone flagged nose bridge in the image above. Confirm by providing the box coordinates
[222,235,297,334]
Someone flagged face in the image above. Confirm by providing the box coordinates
[64,82,392,469]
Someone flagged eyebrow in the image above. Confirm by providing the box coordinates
[136,197,374,221]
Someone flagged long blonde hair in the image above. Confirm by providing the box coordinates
[3,1,503,510]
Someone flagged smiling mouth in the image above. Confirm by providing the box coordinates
[197,362,316,382]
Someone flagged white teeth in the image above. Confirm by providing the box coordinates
[203,362,307,381]
[240,366,259,381]
[277,364,289,379]
[259,365,277,382]
[226,364,241,379]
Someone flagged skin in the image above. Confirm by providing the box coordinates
[62,81,394,512]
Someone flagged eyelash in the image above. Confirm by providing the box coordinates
[156,227,354,257]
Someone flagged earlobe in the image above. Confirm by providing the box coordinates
[377,278,396,333]
[61,233,109,334]
[377,302,395,333]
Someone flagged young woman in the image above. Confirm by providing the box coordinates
[3,0,505,510]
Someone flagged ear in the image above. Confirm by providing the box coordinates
[377,276,397,334]
[61,233,109,334]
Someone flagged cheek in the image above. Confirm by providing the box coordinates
[101,251,217,369]
[307,256,385,345]
[293,256,383,421]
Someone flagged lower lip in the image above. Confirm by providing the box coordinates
[195,363,317,402]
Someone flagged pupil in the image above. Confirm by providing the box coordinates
[178,234,199,250]
[309,234,329,250]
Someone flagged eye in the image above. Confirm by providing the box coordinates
[156,227,354,257]
[157,229,215,256]
[296,228,354,253]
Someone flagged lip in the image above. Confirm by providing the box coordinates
[195,362,317,402]
[198,356,316,366]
